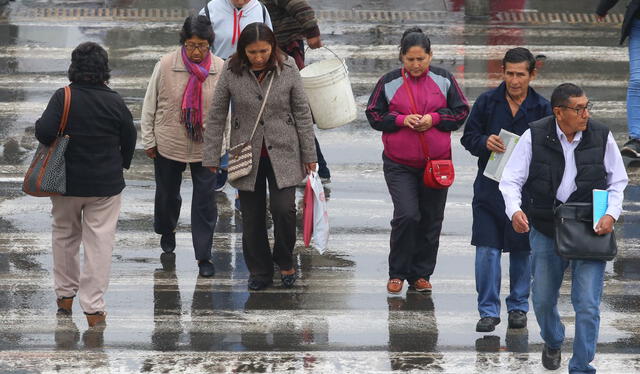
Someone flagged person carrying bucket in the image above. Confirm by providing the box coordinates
[260,0,332,184]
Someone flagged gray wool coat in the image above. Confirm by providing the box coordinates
[202,56,317,191]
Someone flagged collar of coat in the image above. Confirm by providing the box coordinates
[170,47,221,75]
[488,81,547,110]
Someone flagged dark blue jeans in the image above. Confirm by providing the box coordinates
[475,246,531,318]
[530,227,605,374]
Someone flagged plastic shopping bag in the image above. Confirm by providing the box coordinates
[309,172,329,253]
[303,176,314,247]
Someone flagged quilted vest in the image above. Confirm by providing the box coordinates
[524,116,609,237]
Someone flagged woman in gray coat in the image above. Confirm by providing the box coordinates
[203,22,316,291]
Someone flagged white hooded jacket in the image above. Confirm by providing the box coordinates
[200,0,273,60]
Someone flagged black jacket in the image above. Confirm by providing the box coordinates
[35,83,137,197]
[596,0,640,44]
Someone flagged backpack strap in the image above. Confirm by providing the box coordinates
[261,2,267,22]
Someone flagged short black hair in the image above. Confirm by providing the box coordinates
[179,15,214,46]
[399,27,431,61]
[502,47,536,73]
[67,42,110,85]
[551,83,585,108]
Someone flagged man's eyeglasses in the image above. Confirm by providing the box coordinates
[560,102,593,116]
[184,43,210,53]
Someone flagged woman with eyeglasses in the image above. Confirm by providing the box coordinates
[140,15,225,277]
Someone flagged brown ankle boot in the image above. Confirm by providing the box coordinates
[85,311,107,327]
[56,297,74,315]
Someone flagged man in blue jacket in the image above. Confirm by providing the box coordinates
[461,48,552,332]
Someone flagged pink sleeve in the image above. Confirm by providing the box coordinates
[429,112,441,126]
[395,114,406,126]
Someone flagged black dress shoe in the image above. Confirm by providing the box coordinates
[248,278,272,291]
[160,232,176,253]
[508,310,527,329]
[542,344,561,370]
[476,317,501,332]
[198,260,215,277]
[281,272,298,288]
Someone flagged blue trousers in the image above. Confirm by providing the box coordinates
[629,18,640,139]
[530,228,606,374]
[475,246,530,318]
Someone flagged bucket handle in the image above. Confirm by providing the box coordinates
[304,45,349,75]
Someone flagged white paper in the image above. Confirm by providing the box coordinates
[483,129,520,182]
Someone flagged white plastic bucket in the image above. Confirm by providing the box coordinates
[300,48,357,129]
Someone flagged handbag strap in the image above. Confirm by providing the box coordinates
[245,72,275,145]
[401,68,431,161]
[57,86,71,136]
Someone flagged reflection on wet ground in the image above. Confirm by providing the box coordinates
[1,0,640,373]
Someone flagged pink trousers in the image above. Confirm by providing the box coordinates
[50,194,121,314]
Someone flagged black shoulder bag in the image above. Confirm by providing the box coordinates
[554,202,617,261]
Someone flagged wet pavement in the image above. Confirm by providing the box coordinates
[1,0,640,373]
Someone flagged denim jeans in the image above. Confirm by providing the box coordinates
[529,228,606,374]
[475,246,531,318]
[628,18,640,139]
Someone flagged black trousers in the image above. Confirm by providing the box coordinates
[238,157,296,283]
[153,153,217,261]
[383,154,448,282]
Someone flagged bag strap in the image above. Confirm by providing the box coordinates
[245,72,275,145]
[57,86,71,136]
[401,68,431,161]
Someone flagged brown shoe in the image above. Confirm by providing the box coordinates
[410,278,432,292]
[85,311,107,327]
[56,296,74,315]
[387,278,403,294]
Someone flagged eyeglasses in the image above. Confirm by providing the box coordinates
[560,102,593,116]
[184,43,210,53]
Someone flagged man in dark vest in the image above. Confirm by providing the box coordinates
[461,47,551,333]
[499,83,628,373]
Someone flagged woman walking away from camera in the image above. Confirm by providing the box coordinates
[35,42,137,327]
[203,22,316,291]
[141,15,225,277]
[366,27,469,295]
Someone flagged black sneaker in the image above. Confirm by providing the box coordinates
[541,344,561,370]
[621,138,640,158]
[160,232,176,253]
[476,316,501,332]
[198,260,215,277]
[508,310,527,329]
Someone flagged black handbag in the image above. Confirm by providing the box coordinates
[554,202,617,261]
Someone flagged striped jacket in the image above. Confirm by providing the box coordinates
[260,0,320,46]
[366,66,469,168]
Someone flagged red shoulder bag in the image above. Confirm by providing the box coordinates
[401,69,455,189]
